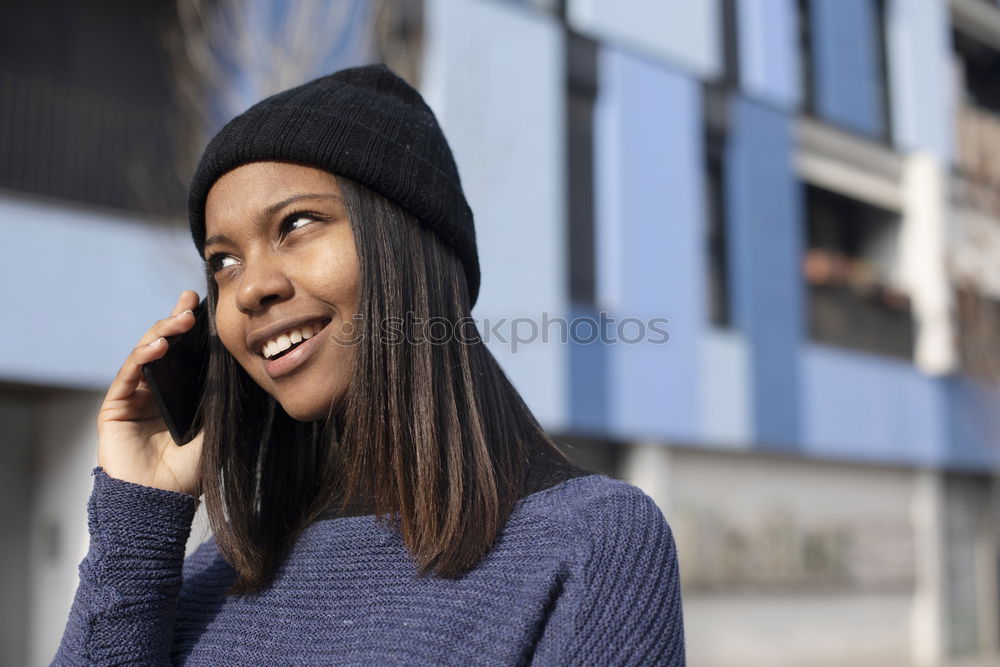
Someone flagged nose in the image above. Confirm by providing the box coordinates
[234,253,293,314]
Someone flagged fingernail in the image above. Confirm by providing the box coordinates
[149,337,164,346]
[176,309,193,318]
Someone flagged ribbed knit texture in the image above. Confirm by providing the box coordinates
[53,467,685,666]
[188,63,482,307]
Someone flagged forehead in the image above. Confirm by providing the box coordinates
[205,161,340,230]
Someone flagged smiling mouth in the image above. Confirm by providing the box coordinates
[258,318,332,360]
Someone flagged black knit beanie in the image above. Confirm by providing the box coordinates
[188,63,481,307]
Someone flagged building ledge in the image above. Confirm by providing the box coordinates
[794,117,903,212]
[951,0,1000,49]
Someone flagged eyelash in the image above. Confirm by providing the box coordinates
[204,210,328,275]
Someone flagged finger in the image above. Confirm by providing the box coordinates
[170,289,200,318]
[135,299,202,348]
[140,291,200,349]
[103,336,170,406]
[99,290,202,410]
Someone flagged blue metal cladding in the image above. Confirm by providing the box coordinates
[567,0,722,80]
[737,0,801,110]
[941,376,1000,471]
[884,0,952,160]
[801,344,944,466]
[593,47,705,444]
[809,0,887,138]
[568,302,609,435]
[725,95,804,451]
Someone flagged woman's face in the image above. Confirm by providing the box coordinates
[203,161,360,422]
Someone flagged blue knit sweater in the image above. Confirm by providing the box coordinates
[53,466,685,665]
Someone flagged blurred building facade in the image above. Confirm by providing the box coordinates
[5,0,1000,665]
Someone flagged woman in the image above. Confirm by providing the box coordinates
[54,63,685,665]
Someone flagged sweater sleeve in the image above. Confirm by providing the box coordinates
[531,483,686,666]
[51,466,200,666]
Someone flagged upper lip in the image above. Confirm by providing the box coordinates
[247,315,332,356]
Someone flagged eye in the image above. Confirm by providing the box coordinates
[281,210,325,236]
[205,253,237,275]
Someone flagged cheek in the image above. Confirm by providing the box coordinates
[214,312,247,359]
[302,246,360,307]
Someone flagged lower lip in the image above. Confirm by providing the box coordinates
[262,320,332,380]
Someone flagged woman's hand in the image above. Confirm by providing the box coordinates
[96,290,205,497]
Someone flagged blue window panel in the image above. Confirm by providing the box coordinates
[885,0,952,160]
[801,344,944,467]
[594,47,705,443]
[725,96,804,450]
[810,0,887,138]
[737,0,801,110]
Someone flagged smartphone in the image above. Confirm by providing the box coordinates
[142,296,210,445]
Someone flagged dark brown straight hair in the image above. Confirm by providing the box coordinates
[198,172,587,597]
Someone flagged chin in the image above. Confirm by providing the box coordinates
[280,401,330,423]
[278,391,345,423]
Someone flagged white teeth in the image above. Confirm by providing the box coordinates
[275,334,292,355]
[261,320,326,359]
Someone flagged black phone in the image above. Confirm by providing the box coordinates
[142,296,210,445]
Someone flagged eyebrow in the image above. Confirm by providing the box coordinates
[203,193,343,254]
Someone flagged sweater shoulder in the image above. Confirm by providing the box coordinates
[517,472,660,515]
[521,479,685,665]
[516,473,672,550]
